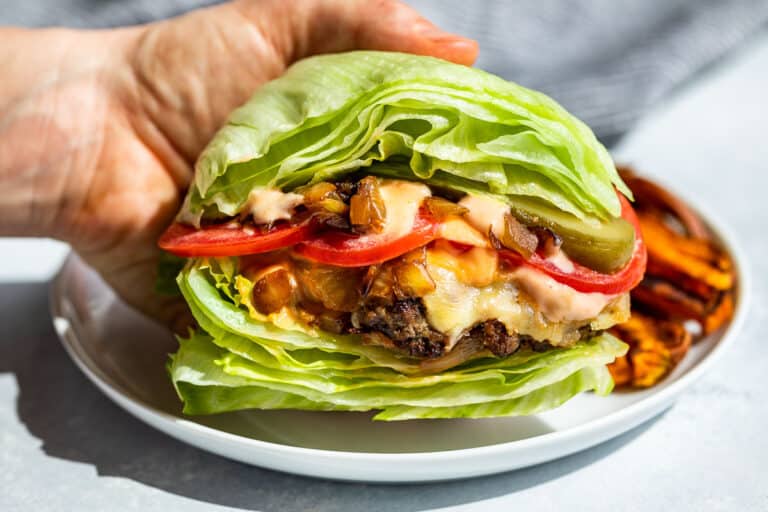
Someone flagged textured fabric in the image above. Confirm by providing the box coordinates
[0,0,222,29]
[3,0,767,142]
[410,0,768,142]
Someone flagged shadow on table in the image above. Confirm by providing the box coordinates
[1,281,663,512]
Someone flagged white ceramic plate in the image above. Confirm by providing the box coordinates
[50,197,748,483]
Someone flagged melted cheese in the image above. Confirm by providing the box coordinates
[422,263,523,347]
[421,246,629,349]
[427,241,498,287]
[376,180,431,238]
[437,217,491,247]
[458,193,510,238]
[245,188,303,224]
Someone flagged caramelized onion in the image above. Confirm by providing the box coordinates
[301,182,350,217]
[392,247,436,298]
[361,331,398,351]
[252,266,296,314]
[301,182,337,203]
[487,229,503,250]
[317,197,348,214]
[293,260,365,312]
[393,260,435,298]
[424,196,468,220]
[349,176,386,233]
[333,181,357,203]
[363,265,395,302]
[315,311,349,334]
[531,226,563,257]
[311,210,350,230]
[419,336,483,373]
[495,213,538,258]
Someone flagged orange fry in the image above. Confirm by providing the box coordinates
[631,280,707,320]
[618,167,709,238]
[608,355,633,387]
[610,314,692,388]
[611,167,736,390]
[645,259,721,301]
[639,212,731,271]
[703,292,735,335]
[640,214,734,290]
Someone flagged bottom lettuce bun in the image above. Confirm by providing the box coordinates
[169,256,626,420]
[159,51,647,420]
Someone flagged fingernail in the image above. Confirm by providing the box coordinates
[426,34,473,44]
[415,22,475,46]
[412,19,478,64]
[414,19,449,38]
[430,38,479,65]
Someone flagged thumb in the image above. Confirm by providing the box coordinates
[236,0,478,66]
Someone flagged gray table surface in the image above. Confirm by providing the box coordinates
[2,31,768,512]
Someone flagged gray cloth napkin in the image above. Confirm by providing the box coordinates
[4,0,767,143]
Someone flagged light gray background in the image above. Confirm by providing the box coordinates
[3,0,768,143]
[2,8,768,512]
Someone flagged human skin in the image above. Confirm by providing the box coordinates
[0,0,477,329]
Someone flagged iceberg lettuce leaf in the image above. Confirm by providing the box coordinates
[169,261,627,420]
[170,331,620,420]
[182,51,629,223]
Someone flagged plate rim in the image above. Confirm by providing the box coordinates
[50,184,750,467]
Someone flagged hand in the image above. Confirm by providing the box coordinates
[0,0,477,329]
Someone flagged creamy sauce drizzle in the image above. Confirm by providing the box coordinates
[511,266,613,322]
[545,248,575,273]
[245,188,303,224]
[376,180,431,238]
[458,194,510,238]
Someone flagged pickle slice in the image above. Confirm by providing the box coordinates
[509,196,635,273]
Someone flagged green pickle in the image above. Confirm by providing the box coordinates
[509,196,635,274]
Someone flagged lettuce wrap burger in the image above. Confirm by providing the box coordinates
[159,51,646,421]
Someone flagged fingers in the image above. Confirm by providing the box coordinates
[233,0,478,66]
[345,0,479,66]
[76,241,195,334]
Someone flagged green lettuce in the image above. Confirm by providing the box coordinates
[180,51,629,224]
[168,53,632,420]
[169,260,627,420]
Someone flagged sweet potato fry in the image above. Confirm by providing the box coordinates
[610,166,736,389]
[631,280,707,320]
[703,292,735,335]
[639,214,734,290]
[609,314,692,388]
[644,259,721,301]
[618,167,709,238]
[646,223,727,270]
[608,355,632,387]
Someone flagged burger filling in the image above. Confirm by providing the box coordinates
[214,175,633,372]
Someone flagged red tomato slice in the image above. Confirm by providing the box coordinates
[158,192,646,295]
[158,221,313,257]
[294,213,440,267]
[500,193,647,295]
